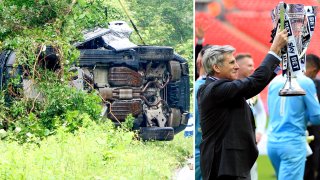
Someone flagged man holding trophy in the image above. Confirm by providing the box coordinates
[267,2,320,180]
[197,28,288,180]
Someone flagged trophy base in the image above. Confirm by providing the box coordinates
[279,89,306,96]
[278,76,306,96]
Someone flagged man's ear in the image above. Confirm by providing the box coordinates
[213,64,220,73]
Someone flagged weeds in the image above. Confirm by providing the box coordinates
[0,120,192,179]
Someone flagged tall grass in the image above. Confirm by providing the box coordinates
[0,121,192,179]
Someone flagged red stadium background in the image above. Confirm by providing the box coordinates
[195,0,320,111]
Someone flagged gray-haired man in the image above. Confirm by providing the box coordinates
[197,29,288,180]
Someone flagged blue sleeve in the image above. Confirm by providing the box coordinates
[195,79,205,149]
[309,115,320,125]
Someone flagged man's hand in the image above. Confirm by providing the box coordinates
[270,29,288,55]
[196,27,205,39]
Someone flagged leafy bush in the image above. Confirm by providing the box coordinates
[0,0,193,142]
[0,88,102,143]
[0,0,122,142]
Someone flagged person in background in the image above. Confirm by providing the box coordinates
[195,45,212,180]
[197,28,287,180]
[267,54,320,180]
[195,27,205,80]
[304,54,320,180]
[236,53,267,180]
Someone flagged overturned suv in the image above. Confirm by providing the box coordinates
[0,21,190,141]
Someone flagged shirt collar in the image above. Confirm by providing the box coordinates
[208,76,219,81]
[198,75,206,80]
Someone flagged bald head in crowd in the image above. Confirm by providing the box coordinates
[196,45,212,78]
[235,53,255,79]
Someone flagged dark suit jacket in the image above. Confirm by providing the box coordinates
[197,53,280,180]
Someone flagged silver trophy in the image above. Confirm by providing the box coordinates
[271,2,317,96]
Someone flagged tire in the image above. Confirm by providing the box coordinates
[137,46,174,61]
[139,127,174,141]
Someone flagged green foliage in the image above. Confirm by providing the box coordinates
[0,0,114,42]
[0,122,192,179]
[122,113,135,130]
[0,0,118,142]
[128,0,193,45]
[0,0,193,142]
[0,86,102,143]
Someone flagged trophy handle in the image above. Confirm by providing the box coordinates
[298,46,308,60]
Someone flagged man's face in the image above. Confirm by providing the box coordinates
[237,57,255,78]
[214,53,239,80]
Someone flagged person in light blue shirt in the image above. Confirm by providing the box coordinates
[267,74,320,180]
[195,45,211,180]
[195,77,205,180]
